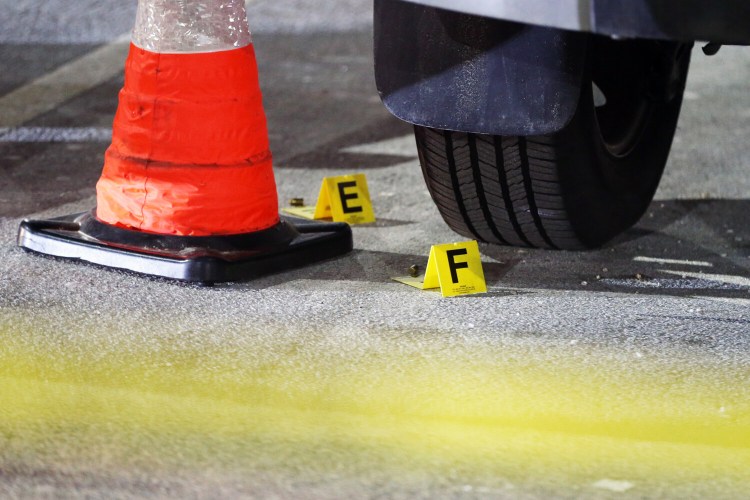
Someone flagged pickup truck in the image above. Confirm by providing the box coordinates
[373,0,750,249]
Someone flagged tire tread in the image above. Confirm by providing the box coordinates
[417,125,578,249]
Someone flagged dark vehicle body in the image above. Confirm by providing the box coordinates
[373,0,750,249]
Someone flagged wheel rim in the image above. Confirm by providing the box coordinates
[590,38,663,158]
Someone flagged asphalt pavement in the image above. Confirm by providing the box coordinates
[1,1,749,498]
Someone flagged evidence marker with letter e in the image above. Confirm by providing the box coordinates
[283,173,376,224]
[393,241,487,297]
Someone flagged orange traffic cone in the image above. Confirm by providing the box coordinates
[18,0,351,283]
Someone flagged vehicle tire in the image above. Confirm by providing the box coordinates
[415,37,692,249]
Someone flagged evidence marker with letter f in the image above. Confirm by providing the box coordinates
[393,241,487,297]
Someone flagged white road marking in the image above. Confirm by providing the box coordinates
[704,297,750,306]
[340,134,417,157]
[592,479,634,493]
[0,1,134,44]
[0,127,111,142]
[634,256,713,267]
[600,278,664,288]
[683,90,701,101]
[0,34,130,128]
[660,270,750,288]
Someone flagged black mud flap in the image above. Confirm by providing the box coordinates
[17,212,353,284]
[374,0,587,136]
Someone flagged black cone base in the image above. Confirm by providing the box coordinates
[17,211,353,284]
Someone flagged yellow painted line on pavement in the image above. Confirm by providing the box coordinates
[1,322,748,493]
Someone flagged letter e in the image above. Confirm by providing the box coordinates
[337,181,363,214]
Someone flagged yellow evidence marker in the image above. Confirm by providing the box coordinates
[393,241,487,297]
[282,173,376,225]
